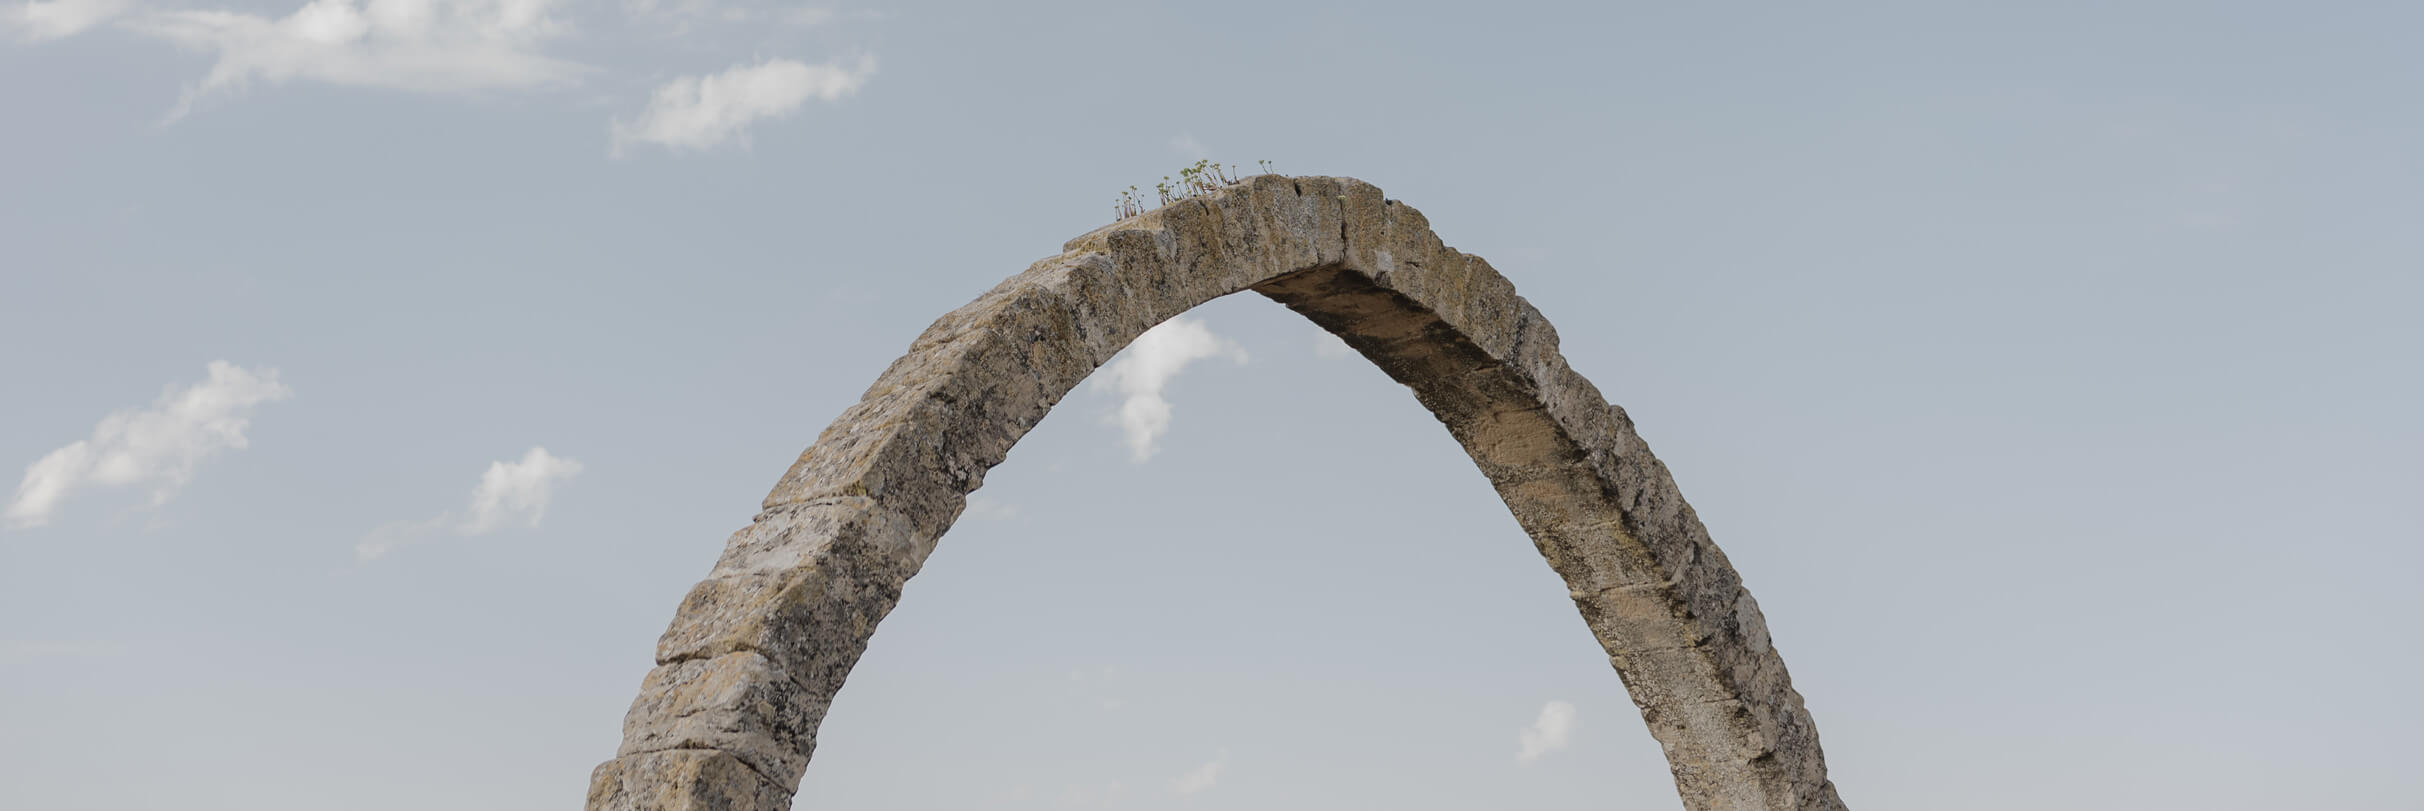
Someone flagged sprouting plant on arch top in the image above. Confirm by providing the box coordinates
[1113,159,1276,221]
[1115,186,1145,220]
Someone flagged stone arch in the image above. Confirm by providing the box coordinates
[586,176,1847,811]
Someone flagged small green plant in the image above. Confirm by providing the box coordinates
[1114,159,1276,220]
[1115,185,1144,220]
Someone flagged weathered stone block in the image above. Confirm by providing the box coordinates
[587,749,792,811]
[654,562,903,701]
[712,498,904,577]
[616,651,828,787]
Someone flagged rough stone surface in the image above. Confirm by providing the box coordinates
[590,175,1847,811]
[587,749,791,811]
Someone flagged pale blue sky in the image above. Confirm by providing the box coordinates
[5,2,2421,809]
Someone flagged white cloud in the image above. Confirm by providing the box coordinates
[356,445,582,561]
[1089,317,1246,462]
[461,445,583,533]
[6,0,131,41]
[1517,700,1577,763]
[17,0,888,153]
[610,55,874,155]
[130,0,586,119]
[1171,750,1228,795]
[5,361,291,530]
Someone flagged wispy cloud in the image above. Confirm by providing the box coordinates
[1053,781,1126,810]
[5,0,131,40]
[1171,749,1228,795]
[128,0,586,120]
[1089,317,1246,462]
[356,446,582,561]
[610,55,873,155]
[623,0,831,28]
[1517,700,1577,763]
[15,0,882,155]
[6,361,291,530]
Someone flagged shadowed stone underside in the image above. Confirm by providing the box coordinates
[588,176,1847,811]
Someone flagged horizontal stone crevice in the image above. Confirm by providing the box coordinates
[650,641,818,697]
[614,747,794,800]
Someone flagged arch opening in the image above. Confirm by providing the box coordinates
[585,176,1846,811]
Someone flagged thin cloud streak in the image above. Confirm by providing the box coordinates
[6,361,291,529]
[16,0,885,155]
[5,0,130,40]
[356,445,582,561]
[623,0,832,28]
[610,55,874,155]
[129,0,586,120]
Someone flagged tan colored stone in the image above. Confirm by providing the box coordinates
[588,749,790,811]
[591,176,1846,811]
[616,651,828,786]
